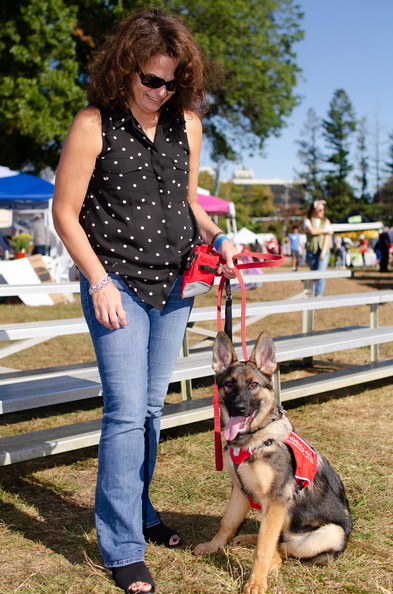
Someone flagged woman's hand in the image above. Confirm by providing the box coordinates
[218,240,239,279]
[92,283,128,330]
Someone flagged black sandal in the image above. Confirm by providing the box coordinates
[143,520,183,548]
[112,561,155,593]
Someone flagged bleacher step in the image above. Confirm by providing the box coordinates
[2,359,393,465]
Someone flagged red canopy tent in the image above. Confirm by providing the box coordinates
[197,193,230,215]
[197,192,237,234]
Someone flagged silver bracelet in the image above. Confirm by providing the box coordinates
[88,274,112,295]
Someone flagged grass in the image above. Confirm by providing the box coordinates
[1,265,393,593]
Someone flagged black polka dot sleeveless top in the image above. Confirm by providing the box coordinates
[80,106,201,309]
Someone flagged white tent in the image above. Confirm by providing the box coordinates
[331,222,383,233]
[233,227,258,246]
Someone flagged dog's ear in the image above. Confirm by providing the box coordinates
[212,331,238,373]
[249,330,277,377]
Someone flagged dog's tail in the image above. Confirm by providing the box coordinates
[279,523,348,564]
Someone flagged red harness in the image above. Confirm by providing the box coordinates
[229,430,318,509]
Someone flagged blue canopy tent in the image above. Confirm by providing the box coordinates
[0,167,79,285]
[0,166,54,210]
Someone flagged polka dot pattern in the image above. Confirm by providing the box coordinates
[80,107,201,309]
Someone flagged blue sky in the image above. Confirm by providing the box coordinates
[200,0,392,195]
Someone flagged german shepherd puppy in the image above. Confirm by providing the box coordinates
[194,330,352,594]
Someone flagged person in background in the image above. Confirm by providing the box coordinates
[358,234,368,266]
[52,9,237,594]
[333,235,347,269]
[287,224,300,271]
[378,225,391,272]
[266,236,279,254]
[31,214,48,256]
[0,229,10,259]
[303,200,333,296]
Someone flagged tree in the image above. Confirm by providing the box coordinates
[370,114,384,196]
[245,183,275,221]
[374,175,393,224]
[219,180,274,231]
[352,117,385,220]
[355,116,370,203]
[198,169,216,195]
[0,0,86,173]
[184,0,304,161]
[383,131,393,177]
[375,131,393,222]
[296,107,325,205]
[0,0,304,174]
[322,89,357,220]
[218,181,251,229]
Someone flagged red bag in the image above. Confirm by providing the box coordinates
[181,244,222,298]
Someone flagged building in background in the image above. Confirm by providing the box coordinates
[229,168,305,208]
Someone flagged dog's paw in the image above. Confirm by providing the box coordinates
[243,578,267,594]
[230,534,258,546]
[269,550,282,573]
[193,541,223,555]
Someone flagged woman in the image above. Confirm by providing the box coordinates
[303,200,333,296]
[52,9,238,593]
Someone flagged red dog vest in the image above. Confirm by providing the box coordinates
[230,431,318,509]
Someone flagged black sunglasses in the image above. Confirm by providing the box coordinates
[137,68,178,92]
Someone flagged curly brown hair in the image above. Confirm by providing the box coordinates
[307,200,327,220]
[87,8,211,117]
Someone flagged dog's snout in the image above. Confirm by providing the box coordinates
[226,395,254,418]
[233,403,247,416]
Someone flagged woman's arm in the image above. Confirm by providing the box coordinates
[52,106,127,329]
[185,112,238,278]
[320,231,331,258]
[320,219,333,258]
[304,218,331,236]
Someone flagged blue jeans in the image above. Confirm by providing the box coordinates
[80,273,194,567]
[306,250,330,296]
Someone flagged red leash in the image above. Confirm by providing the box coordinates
[213,251,284,470]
